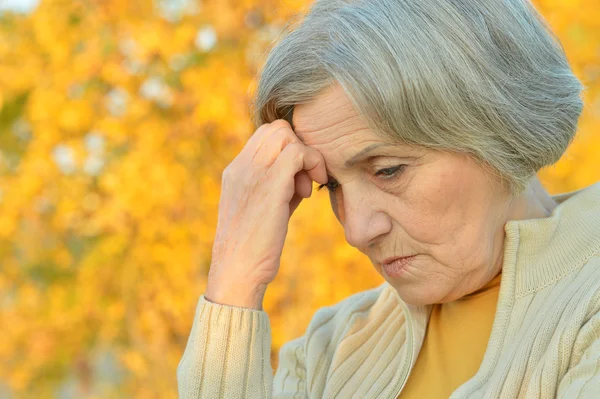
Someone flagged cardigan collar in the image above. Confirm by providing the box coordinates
[505,181,600,298]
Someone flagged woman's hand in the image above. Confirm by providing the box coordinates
[204,119,328,310]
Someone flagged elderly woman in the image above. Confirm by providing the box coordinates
[177,0,600,398]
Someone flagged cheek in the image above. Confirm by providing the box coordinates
[397,169,469,246]
[401,206,456,246]
[398,163,498,261]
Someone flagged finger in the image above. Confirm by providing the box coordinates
[253,124,303,167]
[298,145,328,185]
[295,171,312,199]
[252,132,299,167]
[245,119,291,148]
[243,120,297,162]
[289,192,303,216]
[274,142,328,184]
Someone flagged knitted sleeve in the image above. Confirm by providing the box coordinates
[557,311,600,398]
[176,295,307,399]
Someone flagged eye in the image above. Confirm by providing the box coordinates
[375,164,406,179]
[317,165,406,192]
[317,178,339,192]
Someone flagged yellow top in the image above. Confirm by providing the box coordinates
[399,272,503,398]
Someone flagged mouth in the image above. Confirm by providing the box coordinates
[381,255,417,266]
[380,255,417,278]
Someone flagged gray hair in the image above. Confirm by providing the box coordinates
[252,0,585,194]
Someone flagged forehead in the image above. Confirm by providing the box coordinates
[291,84,373,145]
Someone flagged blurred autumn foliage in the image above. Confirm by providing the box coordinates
[0,0,597,397]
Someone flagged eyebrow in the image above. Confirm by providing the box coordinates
[345,143,395,168]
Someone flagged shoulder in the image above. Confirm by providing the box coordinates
[295,280,410,371]
[275,282,391,367]
[274,283,411,396]
[304,282,394,341]
[573,254,600,316]
[511,182,600,298]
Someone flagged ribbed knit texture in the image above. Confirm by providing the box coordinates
[177,182,600,398]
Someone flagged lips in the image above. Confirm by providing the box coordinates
[380,255,417,278]
[381,255,416,266]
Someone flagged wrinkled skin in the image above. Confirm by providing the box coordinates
[292,83,558,305]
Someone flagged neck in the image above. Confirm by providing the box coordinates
[485,176,557,289]
[510,176,558,221]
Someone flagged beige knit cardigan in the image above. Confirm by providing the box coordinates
[177,182,600,398]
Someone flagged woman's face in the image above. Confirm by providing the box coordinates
[292,84,516,305]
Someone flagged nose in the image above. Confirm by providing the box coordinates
[341,186,392,249]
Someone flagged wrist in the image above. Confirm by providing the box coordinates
[205,280,268,310]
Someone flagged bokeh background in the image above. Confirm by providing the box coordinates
[0,0,598,397]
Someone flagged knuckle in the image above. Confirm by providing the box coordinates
[250,124,275,144]
[222,162,243,180]
[268,128,295,146]
[269,124,297,142]
[255,122,274,134]
[283,143,304,165]
[286,141,304,155]
[269,119,291,130]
